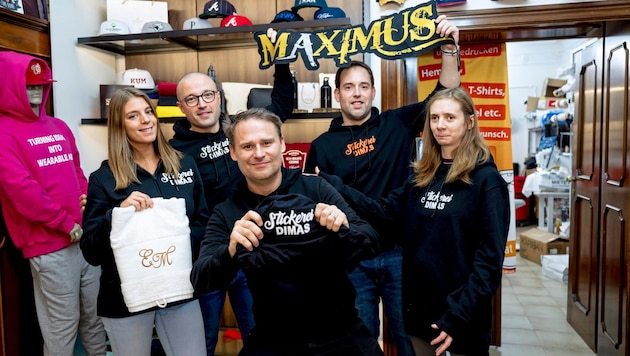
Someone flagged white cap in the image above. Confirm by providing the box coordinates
[118,68,155,90]
[98,20,130,36]
[141,21,174,33]
[183,17,213,30]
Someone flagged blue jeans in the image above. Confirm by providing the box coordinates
[349,247,414,356]
[198,269,255,356]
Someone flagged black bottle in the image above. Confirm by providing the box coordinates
[320,77,332,108]
[291,71,298,110]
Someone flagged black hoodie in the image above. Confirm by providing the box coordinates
[191,168,379,341]
[170,64,293,211]
[321,158,510,356]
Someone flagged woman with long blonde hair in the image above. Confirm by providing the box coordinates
[81,88,209,355]
[321,87,509,356]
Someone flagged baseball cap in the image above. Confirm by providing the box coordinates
[271,9,304,23]
[314,7,346,20]
[291,0,327,12]
[199,0,237,19]
[25,60,56,85]
[182,17,213,30]
[118,68,156,90]
[141,21,174,33]
[220,14,253,27]
[98,20,130,36]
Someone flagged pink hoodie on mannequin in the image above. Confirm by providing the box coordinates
[0,51,88,258]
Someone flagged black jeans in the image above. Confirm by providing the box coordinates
[239,319,384,356]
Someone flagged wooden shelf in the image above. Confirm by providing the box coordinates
[81,112,338,125]
[81,118,182,125]
[77,18,352,55]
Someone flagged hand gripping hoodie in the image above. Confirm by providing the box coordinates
[191,168,380,341]
[0,51,88,258]
[169,64,294,211]
[321,159,510,355]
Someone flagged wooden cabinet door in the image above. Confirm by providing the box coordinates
[597,21,630,356]
[566,37,603,352]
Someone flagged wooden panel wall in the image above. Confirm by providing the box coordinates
[0,8,50,58]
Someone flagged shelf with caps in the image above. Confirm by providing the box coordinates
[76,17,352,56]
[80,111,339,125]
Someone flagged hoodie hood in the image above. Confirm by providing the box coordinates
[0,51,53,122]
[328,107,381,131]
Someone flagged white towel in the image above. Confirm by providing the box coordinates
[110,197,194,313]
[541,254,569,284]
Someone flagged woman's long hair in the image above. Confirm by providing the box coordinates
[107,87,182,189]
[412,87,491,188]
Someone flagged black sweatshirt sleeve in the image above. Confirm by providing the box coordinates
[188,159,210,261]
[315,177,381,267]
[266,64,294,122]
[190,206,241,293]
[319,171,408,227]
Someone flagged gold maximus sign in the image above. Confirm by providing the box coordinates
[254,1,454,71]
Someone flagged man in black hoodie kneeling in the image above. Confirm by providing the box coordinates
[191,107,383,356]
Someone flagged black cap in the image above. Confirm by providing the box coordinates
[271,9,304,23]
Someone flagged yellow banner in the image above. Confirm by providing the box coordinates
[255,1,454,71]
[417,43,513,171]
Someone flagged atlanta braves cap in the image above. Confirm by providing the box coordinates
[118,68,155,90]
[271,9,304,23]
[314,7,346,20]
[98,20,130,36]
[291,0,327,12]
[25,60,56,85]
[220,14,253,27]
[199,0,237,19]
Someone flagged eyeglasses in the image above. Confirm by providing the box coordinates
[180,90,218,107]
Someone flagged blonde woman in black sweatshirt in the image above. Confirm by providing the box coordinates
[321,87,510,356]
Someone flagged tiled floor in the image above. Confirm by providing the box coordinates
[489,226,595,356]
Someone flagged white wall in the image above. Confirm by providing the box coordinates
[506,39,587,171]
[49,0,120,176]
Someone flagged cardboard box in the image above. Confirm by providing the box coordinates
[526,96,560,112]
[542,78,568,97]
[519,227,569,265]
